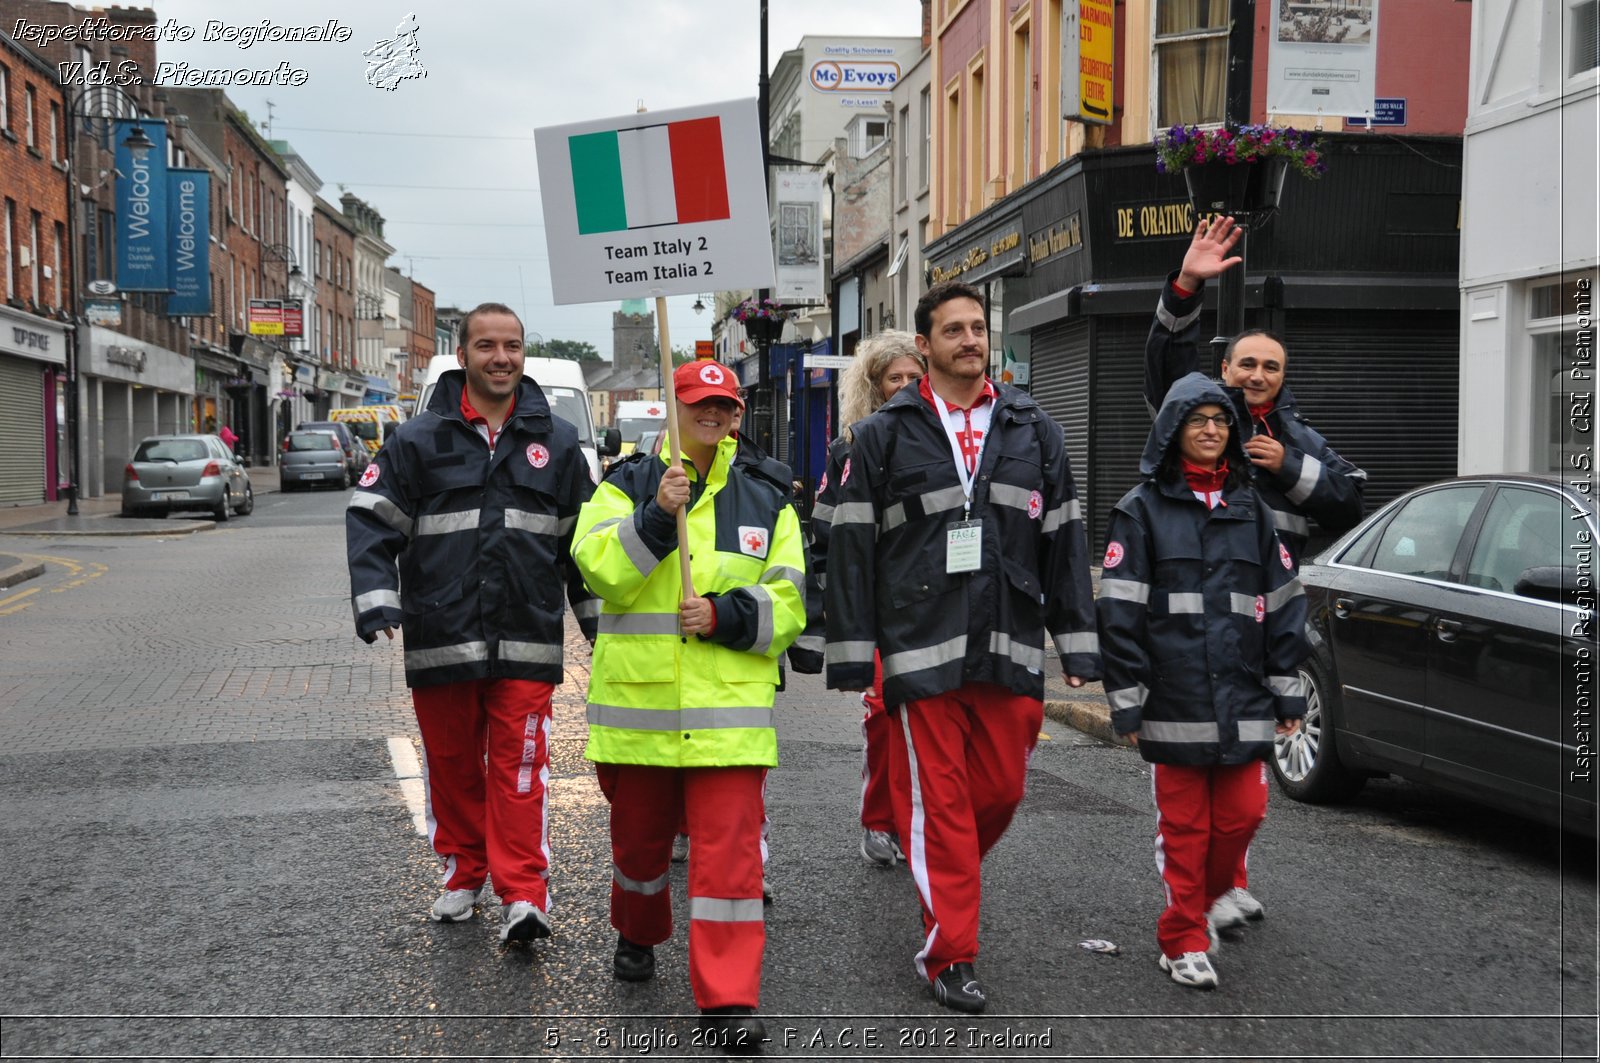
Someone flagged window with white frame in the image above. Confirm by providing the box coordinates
[919,86,931,190]
[1574,0,1599,76]
[0,65,9,131]
[1153,0,1229,129]
[24,85,37,148]
[1528,273,1597,473]
[3,199,14,300]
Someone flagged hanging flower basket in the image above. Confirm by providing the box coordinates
[1183,154,1290,215]
[743,316,786,345]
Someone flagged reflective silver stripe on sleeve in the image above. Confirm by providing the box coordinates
[811,501,835,527]
[1140,719,1219,743]
[1285,454,1324,506]
[1267,674,1304,698]
[826,641,876,666]
[571,597,602,620]
[832,501,877,526]
[1238,720,1278,742]
[405,641,489,671]
[416,509,481,537]
[504,509,560,536]
[790,633,824,654]
[617,511,661,577]
[613,864,670,895]
[689,897,765,922]
[1053,630,1100,657]
[1167,592,1205,614]
[988,482,1034,512]
[1155,292,1203,333]
[739,583,776,655]
[883,635,967,679]
[989,631,1044,671]
[1231,592,1258,617]
[1273,509,1311,539]
[1107,684,1148,711]
[1264,579,1304,612]
[1042,498,1082,534]
[599,612,680,636]
[762,564,806,602]
[353,589,400,614]
[1099,578,1151,605]
[499,640,562,665]
[586,704,774,731]
[881,501,907,532]
[348,490,413,537]
[919,485,967,517]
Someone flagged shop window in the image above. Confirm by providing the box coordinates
[1153,0,1229,129]
[1528,273,1597,473]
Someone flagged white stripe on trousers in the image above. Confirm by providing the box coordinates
[900,709,939,981]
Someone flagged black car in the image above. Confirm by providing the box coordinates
[1272,474,1597,836]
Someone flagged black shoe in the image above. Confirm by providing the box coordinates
[698,1007,766,1054]
[930,962,987,1014]
[613,935,655,982]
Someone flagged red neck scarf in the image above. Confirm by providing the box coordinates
[1182,458,1229,495]
[918,373,995,411]
[1247,401,1275,436]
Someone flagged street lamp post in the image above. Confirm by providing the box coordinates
[62,84,153,514]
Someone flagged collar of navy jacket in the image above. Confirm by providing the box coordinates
[424,367,555,436]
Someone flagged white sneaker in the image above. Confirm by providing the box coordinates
[860,829,899,866]
[1159,951,1219,989]
[429,888,479,922]
[499,900,551,943]
[1208,892,1247,932]
[1227,886,1265,920]
[671,833,690,863]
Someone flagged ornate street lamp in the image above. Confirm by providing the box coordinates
[62,83,154,514]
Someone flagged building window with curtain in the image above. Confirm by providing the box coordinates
[1154,0,1230,129]
[1528,272,1597,473]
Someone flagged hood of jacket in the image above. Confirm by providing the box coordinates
[425,367,554,431]
[1141,371,1249,480]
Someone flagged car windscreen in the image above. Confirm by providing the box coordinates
[288,432,340,452]
[345,421,380,441]
[135,439,208,463]
[543,387,595,446]
[617,417,664,444]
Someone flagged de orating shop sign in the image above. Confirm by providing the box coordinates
[114,118,171,292]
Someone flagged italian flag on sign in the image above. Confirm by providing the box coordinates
[568,117,731,235]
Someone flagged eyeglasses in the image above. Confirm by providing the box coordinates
[1182,411,1234,428]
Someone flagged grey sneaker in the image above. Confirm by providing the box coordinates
[1208,892,1247,932]
[499,900,551,943]
[671,833,690,863]
[861,829,899,866]
[430,888,479,922]
[1159,951,1219,989]
[1227,886,1265,920]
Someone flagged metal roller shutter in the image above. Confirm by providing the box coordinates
[1030,319,1090,500]
[0,356,46,505]
[1089,317,1155,555]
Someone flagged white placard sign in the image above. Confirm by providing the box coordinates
[1267,0,1379,118]
[535,99,776,305]
[773,170,824,301]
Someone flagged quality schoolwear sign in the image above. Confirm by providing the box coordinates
[536,99,774,305]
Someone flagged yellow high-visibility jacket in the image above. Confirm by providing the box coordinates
[574,434,807,768]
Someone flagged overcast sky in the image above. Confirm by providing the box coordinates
[138,0,923,359]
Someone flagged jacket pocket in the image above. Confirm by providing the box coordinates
[595,637,679,683]
[1000,555,1044,629]
[401,570,468,613]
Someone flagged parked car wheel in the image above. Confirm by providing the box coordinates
[1271,656,1364,803]
[235,482,254,516]
[212,493,230,522]
[338,469,351,490]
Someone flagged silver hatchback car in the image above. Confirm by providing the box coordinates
[281,430,351,491]
[121,433,255,521]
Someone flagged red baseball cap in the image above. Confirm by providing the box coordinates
[673,359,744,408]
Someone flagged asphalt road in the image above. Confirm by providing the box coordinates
[0,485,1594,1061]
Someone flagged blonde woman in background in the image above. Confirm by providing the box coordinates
[810,330,926,866]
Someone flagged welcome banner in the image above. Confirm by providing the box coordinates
[114,118,171,292]
[536,99,774,304]
[166,168,211,315]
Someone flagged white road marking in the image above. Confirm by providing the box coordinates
[387,734,426,836]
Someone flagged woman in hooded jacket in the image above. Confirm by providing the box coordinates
[1095,372,1308,990]
[809,330,925,866]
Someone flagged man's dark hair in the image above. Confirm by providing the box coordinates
[914,281,985,338]
[458,302,524,349]
[1222,328,1288,365]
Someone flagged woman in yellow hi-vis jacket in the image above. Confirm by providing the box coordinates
[573,360,806,1048]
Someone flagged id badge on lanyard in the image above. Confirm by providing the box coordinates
[932,390,986,574]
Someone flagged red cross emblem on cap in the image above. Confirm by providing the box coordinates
[700,363,725,385]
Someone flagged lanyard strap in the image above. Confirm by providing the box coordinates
[930,389,988,517]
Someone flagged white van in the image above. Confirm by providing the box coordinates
[415,355,618,480]
[611,399,669,458]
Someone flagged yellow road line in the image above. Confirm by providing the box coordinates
[0,586,41,611]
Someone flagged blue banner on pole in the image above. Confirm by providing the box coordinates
[114,117,170,291]
[166,168,211,315]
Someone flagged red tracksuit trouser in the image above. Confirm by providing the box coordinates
[597,763,766,1009]
[888,683,1043,982]
[411,678,554,911]
[859,654,894,833]
[1152,760,1270,957]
